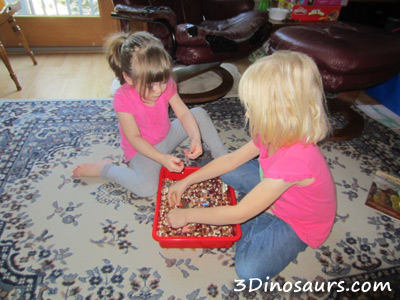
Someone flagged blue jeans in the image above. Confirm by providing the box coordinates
[235,212,307,282]
[220,160,260,196]
[221,161,308,281]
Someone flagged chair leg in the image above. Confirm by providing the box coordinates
[0,40,22,91]
[327,92,364,141]
[8,15,37,65]
[175,63,234,104]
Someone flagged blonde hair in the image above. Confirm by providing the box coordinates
[104,31,172,97]
[239,50,331,149]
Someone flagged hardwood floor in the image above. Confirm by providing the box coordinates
[0,53,254,100]
[0,52,378,104]
[0,53,115,100]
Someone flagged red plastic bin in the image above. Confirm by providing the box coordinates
[152,166,241,248]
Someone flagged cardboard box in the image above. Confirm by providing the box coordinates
[290,5,341,21]
[152,167,241,248]
[365,171,400,221]
[292,0,348,6]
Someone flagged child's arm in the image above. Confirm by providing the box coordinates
[168,141,260,206]
[117,111,184,172]
[167,176,295,228]
[169,94,202,159]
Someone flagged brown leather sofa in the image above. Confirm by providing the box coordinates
[268,22,400,140]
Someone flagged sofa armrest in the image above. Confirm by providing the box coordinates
[113,4,177,28]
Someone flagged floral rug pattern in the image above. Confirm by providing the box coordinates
[0,98,399,300]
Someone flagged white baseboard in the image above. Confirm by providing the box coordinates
[5,46,103,54]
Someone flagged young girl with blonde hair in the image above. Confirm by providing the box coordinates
[167,51,337,281]
[73,31,227,197]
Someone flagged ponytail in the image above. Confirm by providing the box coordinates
[105,32,129,84]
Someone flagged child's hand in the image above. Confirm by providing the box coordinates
[167,208,188,228]
[184,137,202,159]
[168,179,189,206]
[163,154,184,173]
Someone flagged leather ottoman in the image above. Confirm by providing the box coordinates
[268,22,400,140]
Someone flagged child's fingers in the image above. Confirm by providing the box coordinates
[174,156,183,164]
[184,148,201,159]
[174,160,184,172]
[167,209,186,228]
[185,139,202,159]
[193,143,203,156]
[166,210,175,227]
[170,193,182,207]
[169,157,184,172]
[191,149,202,159]
[183,149,195,159]
[168,190,176,206]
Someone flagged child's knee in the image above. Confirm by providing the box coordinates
[235,259,278,284]
[235,260,253,283]
[190,107,208,120]
[134,179,158,197]
[190,107,217,132]
[235,246,282,283]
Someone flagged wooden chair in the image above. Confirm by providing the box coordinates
[0,1,37,91]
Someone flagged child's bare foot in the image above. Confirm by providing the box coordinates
[72,159,112,177]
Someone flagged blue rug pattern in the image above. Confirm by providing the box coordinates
[0,98,399,300]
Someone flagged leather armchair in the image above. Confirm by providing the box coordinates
[111,0,271,103]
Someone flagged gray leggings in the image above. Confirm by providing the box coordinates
[100,107,227,197]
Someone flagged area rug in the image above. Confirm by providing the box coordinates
[0,98,399,300]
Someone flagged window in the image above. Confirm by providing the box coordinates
[11,0,100,16]
[1,0,119,48]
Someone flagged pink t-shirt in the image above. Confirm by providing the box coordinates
[113,78,177,162]
[257,141,337,248]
